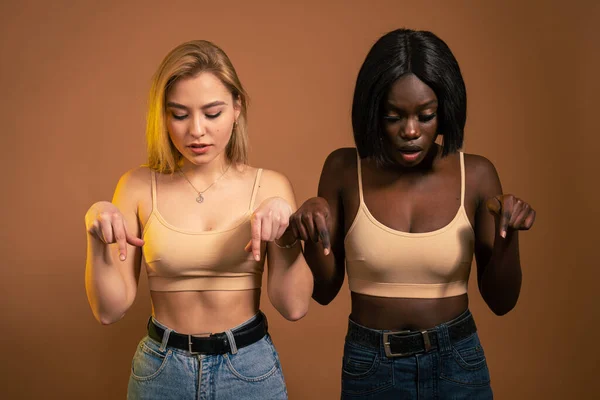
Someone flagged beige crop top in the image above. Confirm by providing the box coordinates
[141,169,265,292]
[344,152,475,298]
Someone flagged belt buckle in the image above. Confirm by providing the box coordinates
[382,330,433,358]
[187,332,211,355]
[382,330,411,358]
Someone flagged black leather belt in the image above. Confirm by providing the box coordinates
[148,312,268,355]
[346,310,477,358]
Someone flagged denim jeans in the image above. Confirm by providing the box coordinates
[127,313,287,400]
[341,310,493,399]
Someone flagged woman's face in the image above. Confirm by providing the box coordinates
[382,73,439,167]
[165,72,240,166]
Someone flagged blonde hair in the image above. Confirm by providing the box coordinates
[146,40,249,173]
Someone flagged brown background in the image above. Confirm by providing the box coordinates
[1,0,598,399]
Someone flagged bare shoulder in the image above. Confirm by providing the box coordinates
[256,168,294,198]
[113,165,153,204]
[231,164,291,193]
[463,153,500,181]
[320,147,357,191]
[323,147,356,172]
[463,152,502,199]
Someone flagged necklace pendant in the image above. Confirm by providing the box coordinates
[196,194,204,203]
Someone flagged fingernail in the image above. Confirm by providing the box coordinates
[324,248,330,256]
[119,254,126,261]
[501,231,506,239]
[255,254,260,261]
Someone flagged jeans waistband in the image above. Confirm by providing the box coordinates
[149,311,267,355]
[346,309,476,358]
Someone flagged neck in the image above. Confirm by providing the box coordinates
[179,154,231,183]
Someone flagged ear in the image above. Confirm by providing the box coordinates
[233,94,242,121]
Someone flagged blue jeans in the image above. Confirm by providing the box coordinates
[127,313,287,400]
[341,310,493,399]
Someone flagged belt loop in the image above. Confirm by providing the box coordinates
[437,323,452,355]
[421,330,432,352]
[158,321,172,352]
[225,329,238,355]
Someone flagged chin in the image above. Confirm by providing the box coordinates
[189,149,227,165]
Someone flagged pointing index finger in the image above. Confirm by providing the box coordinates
[251,215,262,261]
[112,223,128,261]
[499,199,509,239]
[314,214,331,256]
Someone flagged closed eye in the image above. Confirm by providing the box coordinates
[206,111,222,119]
[383,115,401,122]
[419,113,436,122]
[172,113,188,120]
[383,113,436,123]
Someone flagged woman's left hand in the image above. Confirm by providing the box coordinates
[245,197,293,261]
[486,194,536,239]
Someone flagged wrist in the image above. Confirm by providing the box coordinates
[274,230,298,249]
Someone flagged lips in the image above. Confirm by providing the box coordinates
[398,146,423,153]
[395,145,423,163]
[188,143,212,155]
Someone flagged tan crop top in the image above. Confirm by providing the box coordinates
[344,152,475,298]
[141,169,265,292]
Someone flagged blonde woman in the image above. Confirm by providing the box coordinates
[84,40,312,399]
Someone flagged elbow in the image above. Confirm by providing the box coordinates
[490,303,516,316]
[280,298,310,321]
[94,312,115,325]
[273,296,309,321]
[282,307,308,322]
[313,293,334,306]
[91,307,126,326]
[99,316,117,326]
[480,276,521,317]
[97,312,125,326]
[484,294,518,316]
[311,283,340,306]
[87,289,134,326]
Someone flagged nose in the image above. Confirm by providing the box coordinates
[189,114,206,138]
[400,117,420,140]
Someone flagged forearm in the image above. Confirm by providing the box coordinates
[480,231,522,315]
[270,254,314,321]
[267,234,314,321]
[303,240,343,305]
[84,237,132,324]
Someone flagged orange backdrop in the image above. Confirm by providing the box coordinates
[1,0,598,399]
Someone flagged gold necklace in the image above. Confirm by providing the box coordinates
[178,164,231,203]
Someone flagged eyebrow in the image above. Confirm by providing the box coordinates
[166,100,227,110]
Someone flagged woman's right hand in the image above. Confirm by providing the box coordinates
[85,201,144,261]
[289,197,332,256]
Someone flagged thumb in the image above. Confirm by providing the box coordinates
[486,196,502,217]
[126,232,145,247]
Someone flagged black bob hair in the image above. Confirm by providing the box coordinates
[352,28,467,166]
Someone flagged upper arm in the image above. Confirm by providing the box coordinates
[254,168,299,261]
[256,169,298,211]
[256,169,306,288]
[317,148,351,261]
[471,155,503,284]
[110,167,147,302]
